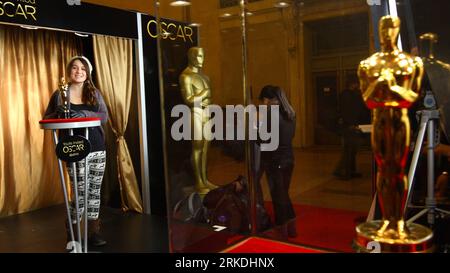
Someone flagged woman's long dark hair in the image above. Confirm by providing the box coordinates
[66,57,97,105]
[259,85,296,121]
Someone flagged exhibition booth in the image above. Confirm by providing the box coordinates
[1,0,449,253]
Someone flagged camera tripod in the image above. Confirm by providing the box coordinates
[405,109,450,226]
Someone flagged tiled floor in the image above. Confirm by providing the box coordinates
[207,145,374,252]
[208,145,373,212]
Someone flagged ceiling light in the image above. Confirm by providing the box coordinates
[220,13,232,18]
[274,1,290,8]
[170,0,191,7]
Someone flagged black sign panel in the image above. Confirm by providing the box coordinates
[140,15,198,216]
[56,135,91,162]
[0,0,137,39]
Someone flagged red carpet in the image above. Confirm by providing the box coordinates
[170,204,366,253]
[225,237,323,253]
[264,203,367,252]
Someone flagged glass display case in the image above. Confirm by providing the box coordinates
[153,0,249,253]
[153,0,376,253]
[154,0,450,253]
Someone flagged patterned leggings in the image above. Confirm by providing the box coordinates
[67,151,106,222]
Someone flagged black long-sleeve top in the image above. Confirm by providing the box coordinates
[260,111,295,167]
[43,89,108,152]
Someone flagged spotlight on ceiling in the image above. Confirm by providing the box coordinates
[220,13,232,18]
[274,1,290,8]
[170,0,191,7]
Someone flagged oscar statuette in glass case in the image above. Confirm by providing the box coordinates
[355,15,433,252]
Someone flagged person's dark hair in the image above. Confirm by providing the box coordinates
[259,85,296,121]
[66,57,97,105]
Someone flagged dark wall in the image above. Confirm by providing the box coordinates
[141,15,198,216]
[410,0,450,63]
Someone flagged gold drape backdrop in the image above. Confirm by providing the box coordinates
[0,25,80,217]
[93,35,143,213]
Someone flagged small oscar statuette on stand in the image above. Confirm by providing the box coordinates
[355,15,433,252]
[59,77,70,119]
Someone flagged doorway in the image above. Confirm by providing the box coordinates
[313,71,340,145]
[306,13,370,146]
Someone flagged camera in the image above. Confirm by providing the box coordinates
[423,89,437,109]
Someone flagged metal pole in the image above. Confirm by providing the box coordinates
[239,0,256,235]
[70,128,82,252]
[84,128,89,253]
[426,118,435,226]
[52,130,75,246]
[136,12,152,214]
[405,111,428,212]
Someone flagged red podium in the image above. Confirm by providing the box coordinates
[40,117,101,253]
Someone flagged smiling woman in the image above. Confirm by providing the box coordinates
[0,1,37,21]
[43,55,109,247]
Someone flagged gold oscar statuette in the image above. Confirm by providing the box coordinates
[355,16,433,252]
[59,77,70,119]
[179,47,218,195]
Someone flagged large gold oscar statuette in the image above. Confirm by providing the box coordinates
[179,47,218,195]
[355,16,433,252]
[59,77,70,119]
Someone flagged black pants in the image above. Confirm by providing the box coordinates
[334,127,361,177]
[258,162,295,226]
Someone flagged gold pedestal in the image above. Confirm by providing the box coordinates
[355,220,434,253]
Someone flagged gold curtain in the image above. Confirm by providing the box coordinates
[93,35,143,213]
[0,25,81,217]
